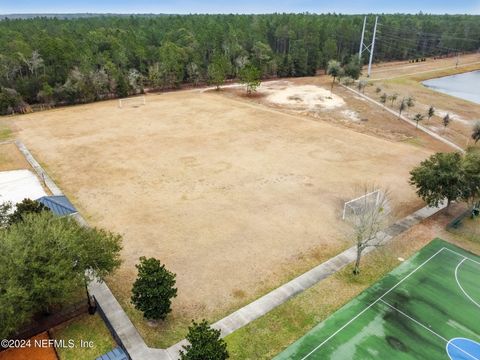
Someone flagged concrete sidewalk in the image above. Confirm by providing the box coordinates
[16,139,447,360]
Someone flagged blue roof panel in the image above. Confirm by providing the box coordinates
[95,347,129,360]
[36,195,77,216]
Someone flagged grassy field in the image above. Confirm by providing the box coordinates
[0,143,30,171]
[13,77,439,346]
[224,206,480,359]
[50,314,116,360]
[274,239,480,359]
[362,53,480,149]
[0,125,12,142]
[8,55,476,351]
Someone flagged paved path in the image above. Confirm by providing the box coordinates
[15,140,447,360]
[340,85,465,153]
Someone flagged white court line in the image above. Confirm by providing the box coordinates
[455,259,480,309]
[444,247,480,266]
[299,247,446,360]
[380,300,479,360]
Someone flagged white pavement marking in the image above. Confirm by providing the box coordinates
[380,300,479,360]
[444,247,480,266]
[455,259,480,309]
[300,247,446,359]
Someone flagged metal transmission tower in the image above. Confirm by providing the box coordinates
[358,16,378,77]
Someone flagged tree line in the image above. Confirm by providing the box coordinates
[0,13,479,114]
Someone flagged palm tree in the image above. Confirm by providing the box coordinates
[379,93,387,107]
[388,93,398,106]
[398,98,406,118]
[427,106,435,124]
[472,121,480,144]
[413,113,425,129]
[327,60,341,93]
[443,113,451,133]
[405,96,415,108]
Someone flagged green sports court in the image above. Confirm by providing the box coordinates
[274,239,480,360]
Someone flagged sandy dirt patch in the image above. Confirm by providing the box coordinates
[259,81,345,111]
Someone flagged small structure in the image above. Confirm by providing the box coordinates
[36,195,77,217]
[95,347,129,360]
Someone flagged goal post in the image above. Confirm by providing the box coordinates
[343,189,381,220]
[118,96,146,108]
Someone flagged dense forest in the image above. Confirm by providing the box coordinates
[0,13,479,114]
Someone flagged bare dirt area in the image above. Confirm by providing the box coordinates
[361,53,480,148]
[224,78,451,153]
[14,86,440,346]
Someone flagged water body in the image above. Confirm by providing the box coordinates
[423,70,480,104]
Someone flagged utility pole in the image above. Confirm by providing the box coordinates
[358,16,367,60]
[368,16,378,77]
[358,16,379,77]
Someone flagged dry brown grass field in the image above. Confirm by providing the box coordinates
[0,143,30,171]
[10,78,448,345]
[363,53,480,148]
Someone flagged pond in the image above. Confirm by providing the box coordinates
[422,70,480,104]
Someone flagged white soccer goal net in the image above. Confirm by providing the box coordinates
[343,189,381,220]
[118,96,146,108]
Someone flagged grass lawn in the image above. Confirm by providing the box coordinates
[0,125,11,141]
[451,215,480,242]
[0,143,30,171]
[224,209,480,359]
[50,314,116,360]
[41,209,478,359]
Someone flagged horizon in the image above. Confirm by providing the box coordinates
[2,0,480,15]
[3,11,480,15]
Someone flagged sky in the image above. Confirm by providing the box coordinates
[1,0,480,15]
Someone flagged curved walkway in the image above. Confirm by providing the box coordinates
[16,140,447,360]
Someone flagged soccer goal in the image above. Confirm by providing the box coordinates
[118,96,146,108]
[342,189,381,220]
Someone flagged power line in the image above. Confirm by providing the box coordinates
[376,32,464,53]
[377,23,480,43]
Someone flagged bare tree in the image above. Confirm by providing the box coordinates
[357,79,368,93]
[20,50,44,77]
[348,187,391,275]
